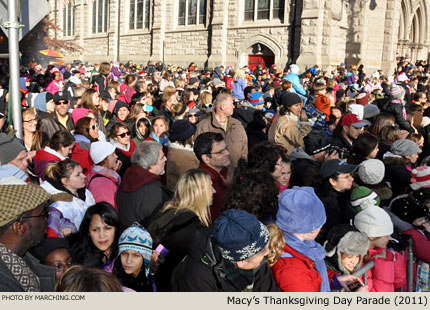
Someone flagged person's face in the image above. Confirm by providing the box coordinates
[89,119,99,140]
[288,103,302,116]
[332,109,342,126]
[276,162,291,187]
[45,248,73,282]
[221,98,235,116]
[330,173,354,192]
[22,114,38,133]
[367,143,379,159]
[9,150,28,171]
[237,244,269,270]
[108,88,117,100]
[149,150,167,175]
[138,122,148,137]
[153,119,166,137]
[370,235,391,249]
[206,140,231,170]
[187,113,198,124]
[341,254,360,273]
[59,143,74,157]
[114,127,131,146]
[24,204,49,247]
[54,100,69,117]
[103,152,118,170]
[271,157,283,180]
[54,72,61,81]
[345,125,362,140]
[46,99,56,113]
[166,94,178,109]
[89,214,116,254]
[120,250,144,278]
[92,92,101,107]
[63,165,86,192]
[405,152,419,164]
[117,107,130,121]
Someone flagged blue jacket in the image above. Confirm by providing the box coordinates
[282,73,306,96]
[232,78,246,100]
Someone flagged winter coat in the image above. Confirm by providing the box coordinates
[165,143,199,191]
[283,73,306,96]
[116,164,172,229]
[331,133,353,153]
[268,112,311,154]
[233,102,267,149]
[232,78,246,100]
[118,83,136,105]
[0,252,56,292]
[110,139,136,178]
[40,179,95,237]
[196,112,247,181]
[381,99,414,133]
[401,228,430,264]
[271,243,338,292]
[33,147,66,180]
[199,163,228,223]
[86,165,121,210]
[45,80,63,95]
[289,147,322,187]
[383,155,412,198]
[92,74,111,100]
[70,135,94,175]
[361,247,406,292]
[39,112,74,139]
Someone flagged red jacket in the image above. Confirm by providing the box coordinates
[70,142,94,175]
[271,243,337,292]
[33,149,62,180]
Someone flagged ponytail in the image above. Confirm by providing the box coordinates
[45,159,80,182]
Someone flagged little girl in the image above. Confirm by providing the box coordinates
[274,158,291,193]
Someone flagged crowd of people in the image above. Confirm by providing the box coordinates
[1,55,430,292]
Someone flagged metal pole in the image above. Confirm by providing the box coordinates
[5,0,23,138]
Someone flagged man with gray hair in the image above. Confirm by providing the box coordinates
[116,141,172,229]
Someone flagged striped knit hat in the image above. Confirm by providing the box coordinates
[248,92,263,106]
[390,83,405,99]
[350,186,380,214]
[410,166,430,190]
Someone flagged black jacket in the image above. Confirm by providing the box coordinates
[39,112,75,139]
[381,99,414,133]
[383,156,413,198]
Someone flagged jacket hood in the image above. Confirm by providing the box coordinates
[34,148,64,162]
[290,147,316,161]
[121,164,161,192]
[383,155,408,166]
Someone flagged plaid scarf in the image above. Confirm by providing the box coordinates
[0,243,40,292]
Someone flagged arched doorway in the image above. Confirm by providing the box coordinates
[247,43,275,71]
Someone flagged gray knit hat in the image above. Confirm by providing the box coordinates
[0,133,25,165]
[358,159,385,185]
[390,84,406,99]
[390,139,422,156]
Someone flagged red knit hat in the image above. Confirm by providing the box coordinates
[410,166,430,190]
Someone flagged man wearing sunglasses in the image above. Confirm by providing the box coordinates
[39,91,74,139]
[0,179,56,291]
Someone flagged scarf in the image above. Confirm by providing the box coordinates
[150,132,168,146]
[0,243,40,292]
[391,99,407,120]
[283,232,330,292]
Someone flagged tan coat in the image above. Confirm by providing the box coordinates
[196,112,248,181]
[166,143,200,191]
[268,112,311,154]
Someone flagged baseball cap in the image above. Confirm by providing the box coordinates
[341,113,368,128]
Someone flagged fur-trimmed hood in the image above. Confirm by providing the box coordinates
[383,155,408,166]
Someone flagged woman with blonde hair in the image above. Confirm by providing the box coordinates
[198,90,213,112]
[146,169,214,291]
[21,107,49,158]
[232,68,247,100]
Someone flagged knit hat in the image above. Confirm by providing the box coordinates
[30,238,71,264]
[355,93,369,106]
[213,209,270,262]
[390,84,406,99]
[72,108,90,125]
[118,222,153,277]
[90,141,116,164]
[410,166,430,190]
[350,186,380,213]
[340,113,368,128]
[276,186,326,234]
[320,159,357,179]
[357,159,385,185]
[53,91,70,103]
[397,72,409,82]
[248,92,263,106]
[390,139,422,156]
[281,92,302,108]
[69,75,81,85]
[0,133,26,165]
[348,104,364,120]
[354,206,393,238]
[169,120,196,142]
[289,64,300,74]
[113,100,130,116]
[363,103,380,119]
[0,183,50,226]
[304,131,331,155]
[390,194,428,224]
[324,224,369,275]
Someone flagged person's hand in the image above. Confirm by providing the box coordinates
[356,285,368,292]
[326,150,340,161]
[300,110,308,122]
[149,251,166,275]
[337,275,364,291]
[114,160,122,172]
[61,228,73,237]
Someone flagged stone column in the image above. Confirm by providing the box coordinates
[151,0,166,61]
[381,0,401,74]
[80,0,85,61]
[207,0,228,68]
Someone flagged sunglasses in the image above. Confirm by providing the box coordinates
[116,131,131,138]
[188,114,198,118]
[90,124,98,131]
[55,100,68,105]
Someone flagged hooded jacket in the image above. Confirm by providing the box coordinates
[289,147,322,187]
[383,155,412,197]
[70,134,94,175]
[33,147,66,180]
[116,164,172,229]
[86,165,121,210]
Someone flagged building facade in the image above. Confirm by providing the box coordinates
[48,0,430,73]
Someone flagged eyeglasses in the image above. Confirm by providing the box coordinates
[116,131,131,138]
[90,124,98,131]
[51,261,73,272]
[208,148,228,155]
[19,206,50,220]
[23,118,38,123]
[188,114,198,118]
[54,101,68,105]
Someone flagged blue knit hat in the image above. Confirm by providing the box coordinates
[118,222,153,277]
[248,92,263,106]
[213,209,269,262]
[276,186,326,233]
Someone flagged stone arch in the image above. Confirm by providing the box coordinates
[236,34,282,67]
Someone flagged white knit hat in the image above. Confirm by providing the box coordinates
[410,166,430,190]
[348,104,364,120]
[358,159,385,185]
[354,206,393,238]
[90,141,116,164]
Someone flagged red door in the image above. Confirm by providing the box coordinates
[248,55,275,72]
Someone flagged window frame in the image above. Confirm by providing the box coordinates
[91,0,109,34]
[243,0,284,23]
[177,0,208,27]
[63,0,75,37]
[128,0,151,32]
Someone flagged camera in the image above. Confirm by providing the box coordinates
[348,280,364,292]
[329,146,350,159]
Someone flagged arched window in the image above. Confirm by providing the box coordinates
[129,0,151,30]
[178,0,207,26]
[92,0,109,34]
[63,0,75,36]
[244,0,284,22]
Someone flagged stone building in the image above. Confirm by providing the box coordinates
[47,0,429,73]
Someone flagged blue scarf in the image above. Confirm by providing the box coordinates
[150,132,168,146]
[284,232,330,292]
